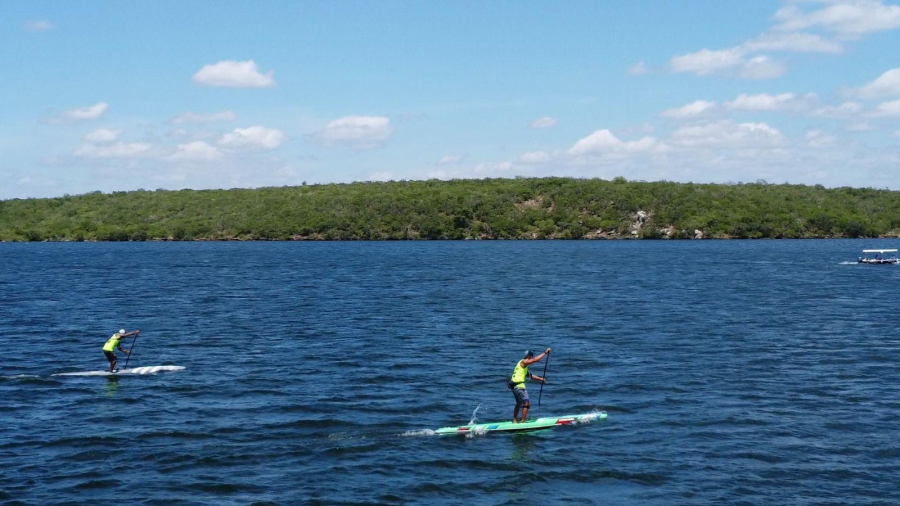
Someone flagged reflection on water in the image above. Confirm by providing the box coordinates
[104,376,119,396]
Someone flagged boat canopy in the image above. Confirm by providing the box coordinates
[862,249,898,253]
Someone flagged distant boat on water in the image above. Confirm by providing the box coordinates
[858,249,900,265]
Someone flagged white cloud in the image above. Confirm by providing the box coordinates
[568,129,657,156]
[25,20,54,32]
[74,142,152,158]
[437,155,463,165]
[669,47,745,76]
[518,151,551,164]
[856,68,900,98]
[812,101,864,117]
[670,121,783,148]
[628,61,649,75]
[313,115,393,149]
[84,128,121,143]
[50,102,108,123]
[774,0,900,36]
[661,100,717,118]
[738,55,787,79]
[172,111,236,124]
[219,126,285,149]
[871,98,900,117]
[742,32,843,54]
[805,129,837,147]
[192,60,275,88]
[669,48,785,79]
[726,92,812,111]
[530,117,558,129]
[168,141,224,162]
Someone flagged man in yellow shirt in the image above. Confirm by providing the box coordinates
[507,348,551,423]
[103,329,140,372]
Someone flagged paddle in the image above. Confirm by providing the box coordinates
[122,331,139,370]
[538,349,550,409]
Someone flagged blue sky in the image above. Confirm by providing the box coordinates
[3,0,900,199]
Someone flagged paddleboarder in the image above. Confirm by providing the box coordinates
[103,329,139,372]
[508,348,550,423]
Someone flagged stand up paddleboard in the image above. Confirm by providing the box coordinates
[435,412,606,435]
[53,365,185,377]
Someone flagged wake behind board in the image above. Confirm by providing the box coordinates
[53,365,185,377]
[435,412,606,436]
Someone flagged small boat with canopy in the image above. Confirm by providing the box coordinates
[858,249,900,265]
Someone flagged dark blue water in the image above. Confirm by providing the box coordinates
[1,240,898,504]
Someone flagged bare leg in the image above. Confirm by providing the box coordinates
[521,403,530,423]
[109,356,117,372]
[513,402,521,423]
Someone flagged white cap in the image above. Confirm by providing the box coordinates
[119,329,126,334]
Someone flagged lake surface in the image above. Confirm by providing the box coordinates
[1,240,898,505]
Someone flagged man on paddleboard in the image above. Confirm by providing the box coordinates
[508,348,550,423]
[103,329,139,372]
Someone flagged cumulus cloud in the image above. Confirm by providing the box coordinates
[83,128,121,143]
[669,48,786,79]
[856,68,900,98]
[530,117,558,129]
[669,121,783,148]
[437,155,463,165]
[811,101,864,117]
[664,2,899,79]
[313,115,393,149]
[669,47,745,76]
[871,99,900,117]
[518,151,552,164]
[568,130,657,156]
[219,126,286,149]
[168,141,224,162]
[742,32,843,54]
[661,100,717,119]
[192,60,275,88]
[25,20,54,32]
[172,111,236,124]
[74,142,152,158]
[725,92,813,111]
[773,0,900,36]
[738,55,787,79]
[49,102,108,123]
[805,129,838,148]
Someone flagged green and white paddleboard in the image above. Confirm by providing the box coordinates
[435,412,607,435]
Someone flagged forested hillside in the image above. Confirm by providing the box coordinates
[1,177,898,241]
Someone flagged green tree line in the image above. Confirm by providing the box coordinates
[1,177,899,241]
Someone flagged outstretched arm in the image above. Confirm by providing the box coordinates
[529,373,546,383]
[117,330,140,353]
[522,347,552,366]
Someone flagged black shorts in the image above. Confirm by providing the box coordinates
[104,351,117,362]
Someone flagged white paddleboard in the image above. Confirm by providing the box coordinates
[53,365,185,377]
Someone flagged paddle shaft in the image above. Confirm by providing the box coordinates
[122,333,138,370]
[538,352,550,409]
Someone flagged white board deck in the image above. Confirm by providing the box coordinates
[53,365,185,377]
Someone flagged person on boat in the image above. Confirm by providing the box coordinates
[103,329,139,372]
[508,348,550,423]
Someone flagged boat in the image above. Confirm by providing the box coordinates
[858,249,900,265]
[434,412,606,435]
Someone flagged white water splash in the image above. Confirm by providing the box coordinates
[53,365,186,377]
[400,429,436,437]
[468,403,482,425]
[573,410,607,425]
